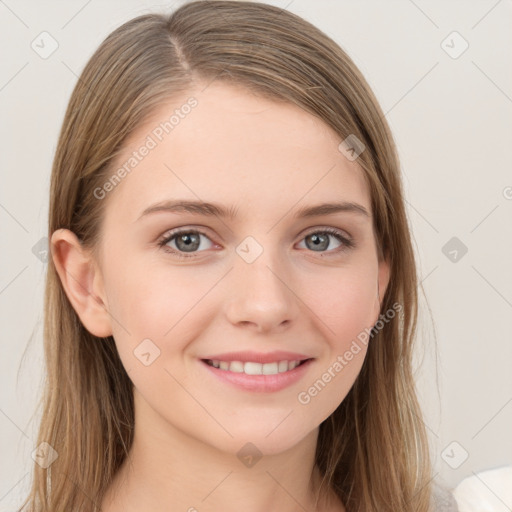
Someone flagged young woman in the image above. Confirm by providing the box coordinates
[20,1,441,511]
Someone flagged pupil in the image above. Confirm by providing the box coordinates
[307,233,328,251]
[177,233,200,252]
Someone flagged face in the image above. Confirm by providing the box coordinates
[85,82,389,456]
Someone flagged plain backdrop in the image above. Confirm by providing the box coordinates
[1,0,511,510]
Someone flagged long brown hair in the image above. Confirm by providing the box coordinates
[19,1,434,510]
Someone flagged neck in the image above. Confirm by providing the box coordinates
[101,390,343,512]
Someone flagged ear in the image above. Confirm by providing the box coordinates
[50,228,113,338]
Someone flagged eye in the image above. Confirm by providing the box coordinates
[157,227,355,260]
[158,229,215,259]
[297,227,355,255]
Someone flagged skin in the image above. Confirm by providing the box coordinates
[52,82,390,512]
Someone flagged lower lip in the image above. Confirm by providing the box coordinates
[200,359,314,393]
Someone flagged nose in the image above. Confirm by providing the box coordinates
[223,250,300,334]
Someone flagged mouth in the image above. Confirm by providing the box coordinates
[201,358,312,375]
[200,356,314,393]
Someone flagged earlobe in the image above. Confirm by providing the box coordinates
[50,229,113,338]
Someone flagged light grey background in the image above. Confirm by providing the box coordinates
[1,0,511,510]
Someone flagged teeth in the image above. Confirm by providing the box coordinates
[229,361,244,373]
[206,359,305,375]
[262,362,278,375]
[244,362,263,375]
[278,360,288,372]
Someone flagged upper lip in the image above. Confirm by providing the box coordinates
[200,351,313,364]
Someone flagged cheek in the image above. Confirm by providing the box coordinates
[287,266,378,417]
[103,262,208,403]
[295,276,375,427]
[308,265,379,347]
[104,258,221,383]
[106,259,211,338]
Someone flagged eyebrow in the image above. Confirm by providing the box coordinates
[136,199,370,222]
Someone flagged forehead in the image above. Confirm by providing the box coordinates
[104,82,371,223]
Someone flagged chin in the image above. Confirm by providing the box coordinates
[206,424,315,459]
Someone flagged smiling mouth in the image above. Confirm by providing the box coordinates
[202,358,311,375]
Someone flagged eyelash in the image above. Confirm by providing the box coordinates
[157,227,355,260]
